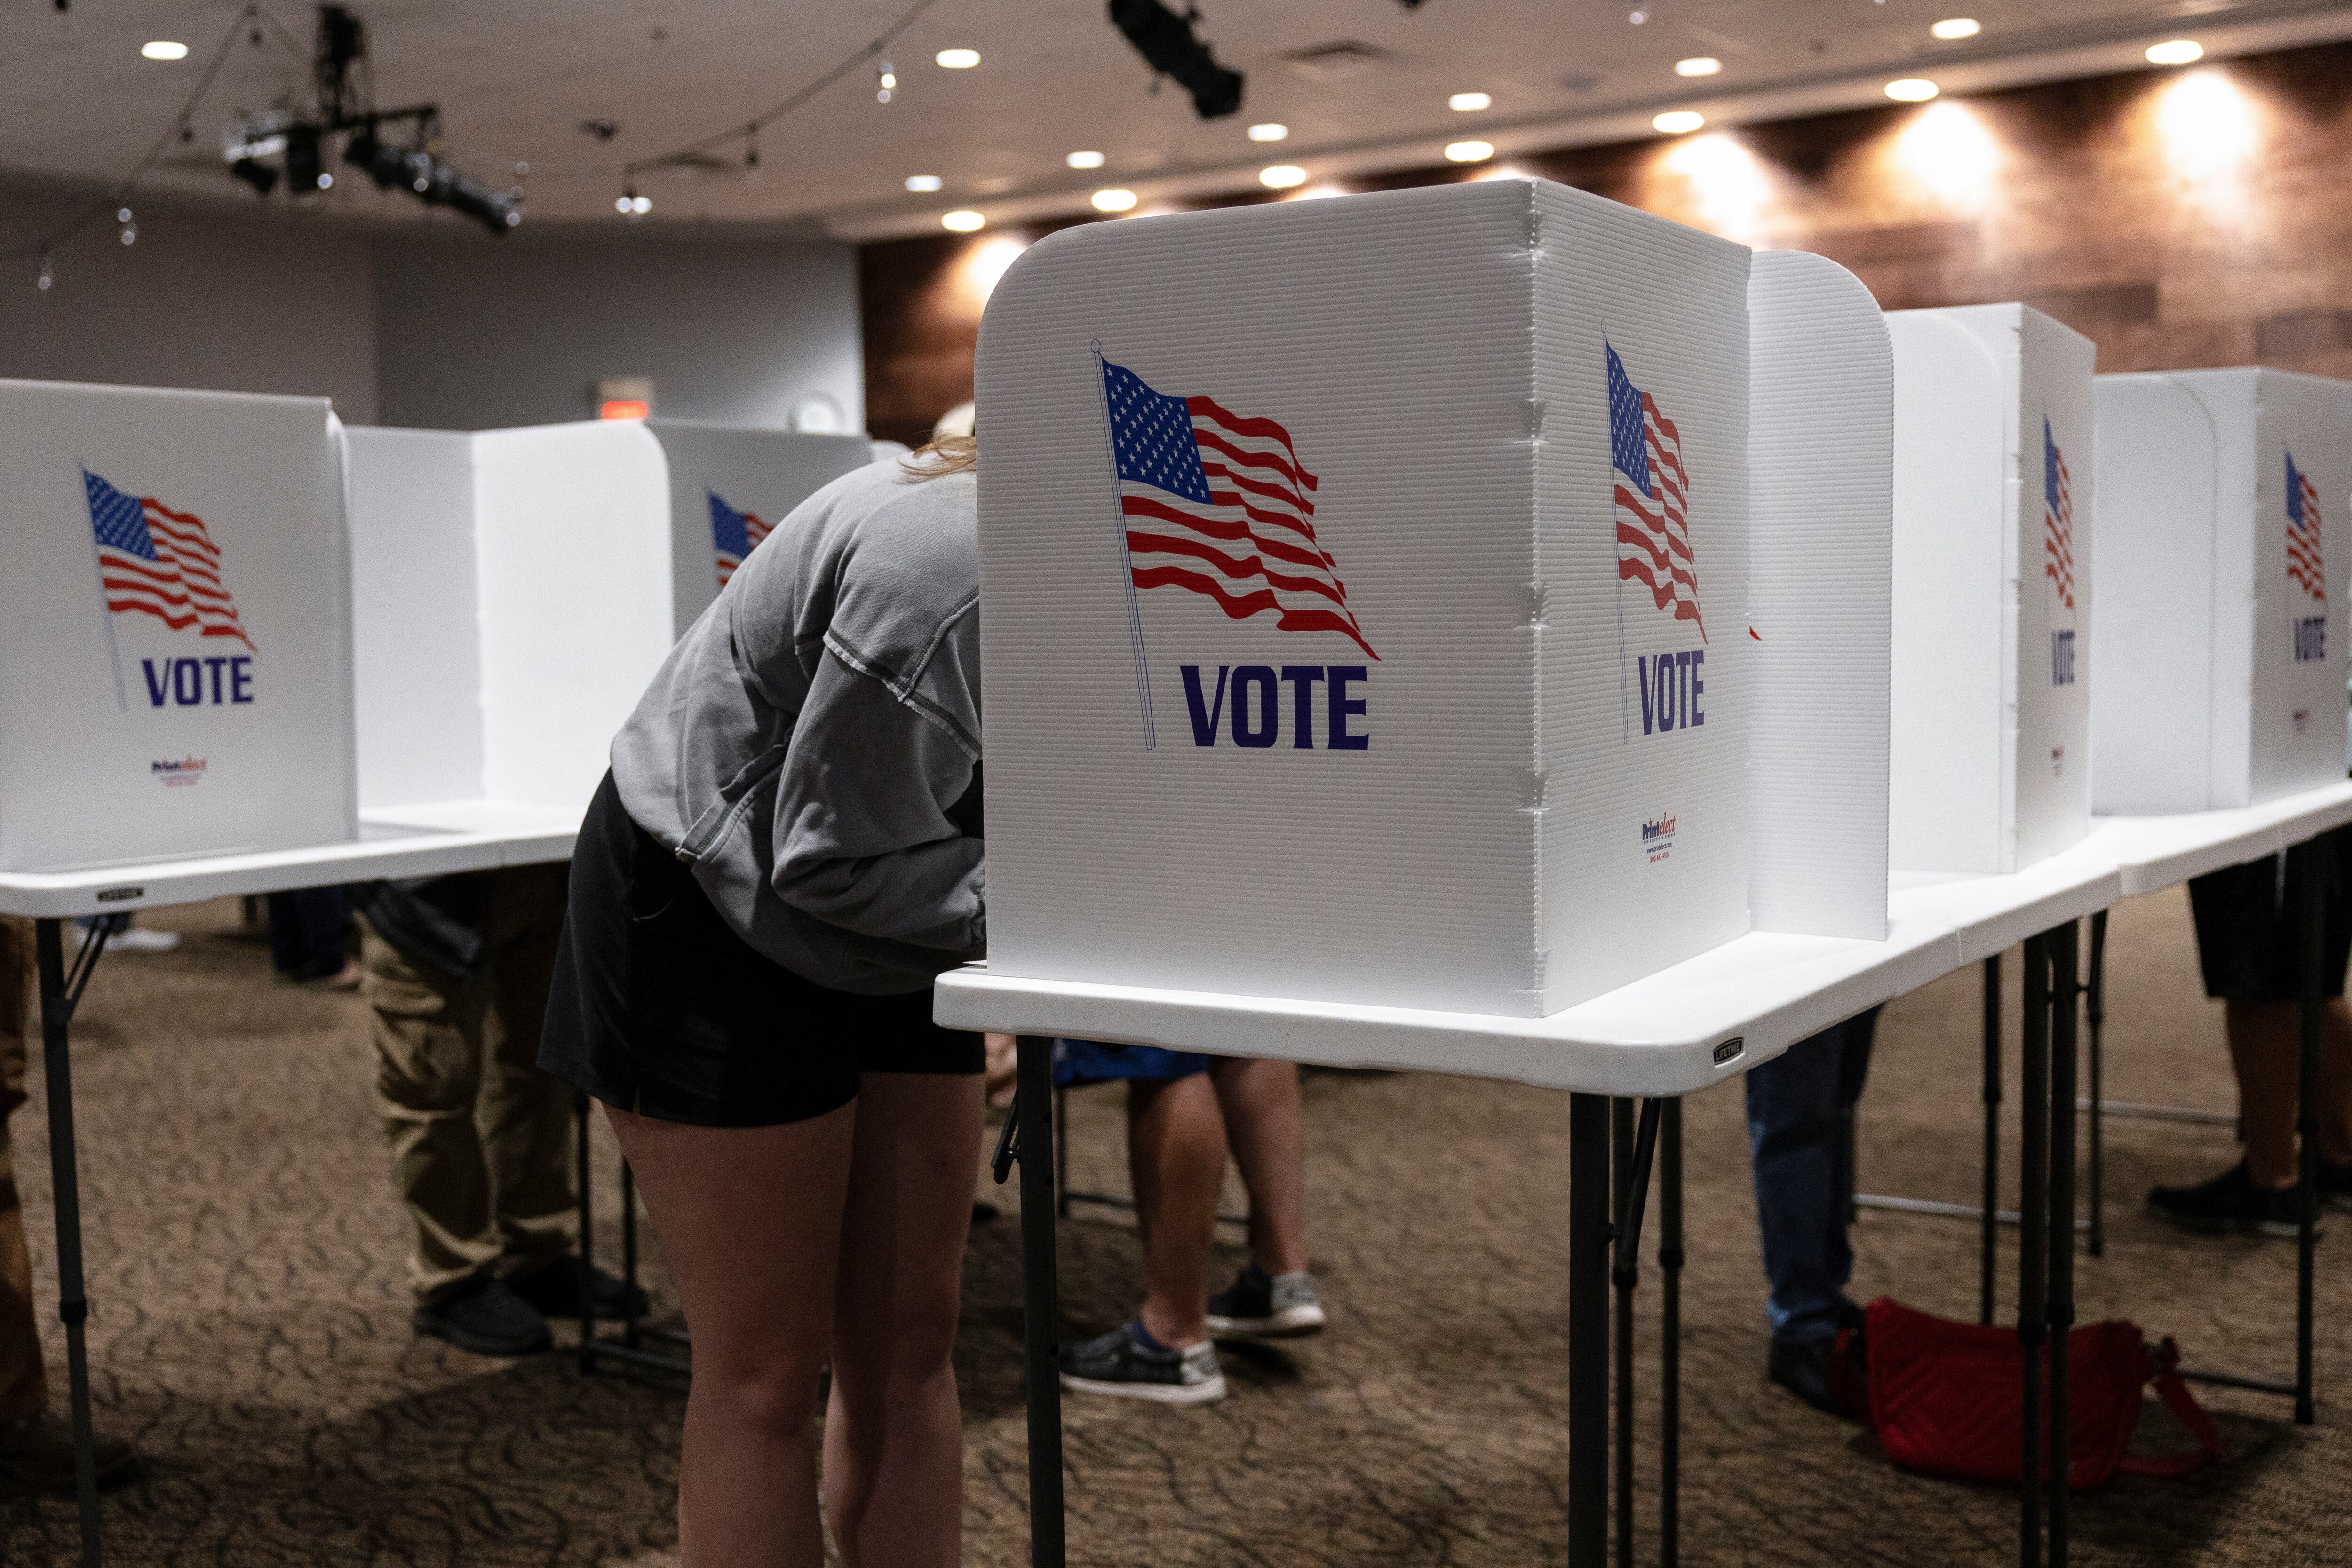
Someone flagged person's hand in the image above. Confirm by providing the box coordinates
[983,1032,1019,1110]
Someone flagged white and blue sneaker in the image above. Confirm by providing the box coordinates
[1205,1265,1326,1339]
[1057,1319,1227,1404]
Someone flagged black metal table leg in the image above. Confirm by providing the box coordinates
[1012,1037,1066,1568]
[2291,841,2321,1426]
[1612,1098,1635,1568]
[35,917,105,1568]
[1568,1093,1611,1568]
[1983,954,2002,1326]
[2084,911,2106,1259]
[2047,923,2081,1568]
[1659,1098,1683,1568]
[2018,935,2050,1568]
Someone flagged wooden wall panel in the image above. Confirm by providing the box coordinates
[860,40,2352,446]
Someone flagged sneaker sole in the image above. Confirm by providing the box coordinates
[1058,1370,1228,1404]
[2148,1207,2320,1241]
[1205,1304,1327,1339]
[413,1315,553,1358]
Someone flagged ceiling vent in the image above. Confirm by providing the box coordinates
[1281,40,1394,80]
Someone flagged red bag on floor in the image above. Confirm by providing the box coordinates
[1865,1298,2223,1489]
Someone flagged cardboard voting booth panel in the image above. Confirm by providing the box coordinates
[2090,369,2352,812]
[349,419,872,816]
[0,379,356,872]
[976,180,1891,1019]
[1887,305,2095,876]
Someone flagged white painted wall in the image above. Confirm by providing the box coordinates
[371,229,864,431]
[0,179,381,422]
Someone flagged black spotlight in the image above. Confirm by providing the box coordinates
[345,127,519,234]
[1107,0,1244,119]
[229,157,279,196]
[286,124,328,193]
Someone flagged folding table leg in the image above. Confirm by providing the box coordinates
[1612,1098,1635,1568]
[2017,935,2050,1568]
[1013,1037,1067,1568]
[1659,1098,1683,1568]
[2047,922,2081,1568]
[2291,840,2321,1426]
[1568,1093,1611,1568]
[35,918,104,1568]
[1983,955,2002,1326]
[2084,911,2106,1259]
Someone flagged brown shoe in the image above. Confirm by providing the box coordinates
[0,1412,138,1493]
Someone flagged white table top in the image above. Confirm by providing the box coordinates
[0,799,582,919]
[935,779,2352,1097]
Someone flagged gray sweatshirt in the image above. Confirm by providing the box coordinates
[609,458,984,995]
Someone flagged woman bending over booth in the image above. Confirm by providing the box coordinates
[540,437,993,1568]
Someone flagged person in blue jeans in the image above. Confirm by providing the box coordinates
[1747,1006,1880,1421]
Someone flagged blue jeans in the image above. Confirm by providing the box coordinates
[268,886,350,982]
[1746,1007,1879,1345]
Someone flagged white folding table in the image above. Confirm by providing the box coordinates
[938,776,2352,1568]
[0,802,580,1568]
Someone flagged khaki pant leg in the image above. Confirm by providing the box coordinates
[364,920,501,1304]
[477,867,576,1278]
[0,920,48,1420]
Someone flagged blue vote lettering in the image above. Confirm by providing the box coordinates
[1176,664,1368,750]
[141,656,254,707]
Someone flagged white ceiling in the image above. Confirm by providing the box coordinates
[8,0,2352,241]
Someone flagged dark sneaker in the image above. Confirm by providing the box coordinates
[1058,1320,1227,1404]
[2147,1162,2310,1238]
[415,1276,553,1356]
[1205,1265,1326,1339]
[1769,1300,1868,1422]
[0,1413,137,1493]
[510,1258,652,1321]
[2320,1158,2352,1216]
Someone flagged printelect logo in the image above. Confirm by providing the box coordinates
[151,755,207,789]
[1642,810,1677,863]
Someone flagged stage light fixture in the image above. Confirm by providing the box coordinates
[906,174,944,191]
[1259,164,1306,188]
[1444,140,1493,162]
[942,209,986,231]
[935,48,980,68]
[1884,78,1939,101]
[1675,56,1720,77]
[1931,18,1979,40]
[286,125,326,194]
[1449,91,1491,111]
[1247,123,1287,142]
[1108,0,1245,120]
[1653,110,1704,133]
[1067,150,1107,168]
[141,40,189,60]
[1091,187,1138,211]
[2146,39,2203,65]
[878,58,896,101]
[230,157,279,196]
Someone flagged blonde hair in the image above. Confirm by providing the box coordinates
[900,434,976,478]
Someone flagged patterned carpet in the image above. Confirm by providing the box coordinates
[0,887,2345,1565]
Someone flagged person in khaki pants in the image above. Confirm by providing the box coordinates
[0,918,135,1490]
[357,867,642,1355]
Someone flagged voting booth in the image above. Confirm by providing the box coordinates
[2090,368,2352,812]
[0,379,357,872]
[973,180,1892,1020]
[345,419,871,814]
[1887,305,2096,876]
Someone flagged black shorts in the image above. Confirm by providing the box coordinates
[2185,824,2352,1003]
[538,772,982,1128]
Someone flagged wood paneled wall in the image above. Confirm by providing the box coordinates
[860,40,2352,447]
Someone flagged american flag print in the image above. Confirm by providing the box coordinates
[2287,452,2325,604]
[1608,343,1705,642]
[1099,358,1376,661]
[709,489,772,589]
[82,468,254,650]
[2043,420,2076,615]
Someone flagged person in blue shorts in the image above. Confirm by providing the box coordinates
[1054,1042,1324,1404]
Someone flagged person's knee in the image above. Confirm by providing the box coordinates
[837,1289,961,1394]
[696,1351,828,1436]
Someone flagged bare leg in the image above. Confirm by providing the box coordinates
[605,1101,855,1568]
[1208,1058,1309,1276]
[2227,998,2352,1186]
[1128,1074,1228,1348]
[823,1072,985,1568]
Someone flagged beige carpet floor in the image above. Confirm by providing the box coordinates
[0,886,2345,1565]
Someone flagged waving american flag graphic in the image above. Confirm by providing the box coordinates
[1609,343,1706,643]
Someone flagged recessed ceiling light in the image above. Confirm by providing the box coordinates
[1091,188,1139,212]
[2146,39,2204,65]
[935,48,980,69]
[1931,18,1980,40]
[1652,110,1705,134]
[1066,150,1106,169]
[1448,91,1492,111]
[140,40,189,60]
[1259,165,1308,188]
[1248,122,1289,142]
[1444,140,1495,163]
[941,209,986,231]
[1884,78,1940,101]
[905,174,944,192]
[1675,56,1721,77]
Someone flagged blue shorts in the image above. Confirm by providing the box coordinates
[1052,1038,1213,1087]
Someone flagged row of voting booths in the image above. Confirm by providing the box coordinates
[0,387,874,875]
